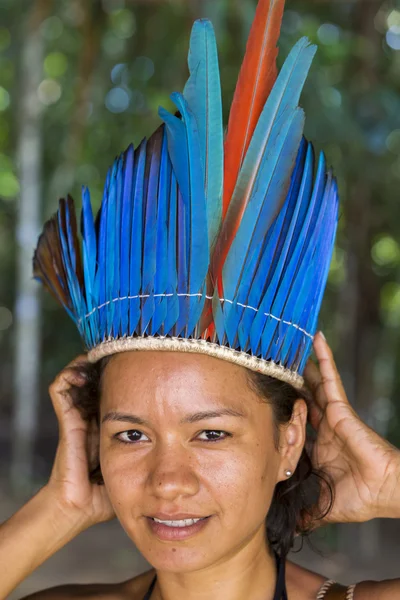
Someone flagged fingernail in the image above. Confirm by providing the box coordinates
[319,331,326,341]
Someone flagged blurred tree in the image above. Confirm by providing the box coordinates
[11,0,53,493]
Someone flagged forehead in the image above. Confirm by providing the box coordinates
[100,351,256,414]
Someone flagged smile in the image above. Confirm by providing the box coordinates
[152,517,205,527]
[147,515,212,541]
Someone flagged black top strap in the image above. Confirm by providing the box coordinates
[142,575,156,600]
[143,552,288,599]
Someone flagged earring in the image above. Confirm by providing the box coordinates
[285,469,292,478]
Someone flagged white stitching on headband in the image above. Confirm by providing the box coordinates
[80,294,314,341]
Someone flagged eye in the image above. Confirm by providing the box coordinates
[115,430,149,444]
[197,430,231,442]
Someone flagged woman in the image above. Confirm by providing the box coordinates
[1,334,400,599]
[2,0,400,597]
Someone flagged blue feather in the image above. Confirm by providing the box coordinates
[163,169,180,336]
[175,187,189,337]
[97,169,111,339]
[129,139,146,336]
[236,139,308,352]
[112,156,124,337]
[256,152,327,360]
[105,157,120,337]
[248,144,315,356]
[151,128,171,334]
[183,19,223,250]
[158,106,190,207]
[141,128,163,333]
[120,144,135,337]
[223,109,305,347]
[81,186,98,346]
[169,92,209,337]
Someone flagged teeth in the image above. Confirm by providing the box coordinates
[153,517,203,527]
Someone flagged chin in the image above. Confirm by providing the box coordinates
[121,518,225,572]
[140,543,222,573]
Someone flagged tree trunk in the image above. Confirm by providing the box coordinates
[11,0,52,495]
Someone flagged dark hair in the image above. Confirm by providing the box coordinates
[69,356,333,559]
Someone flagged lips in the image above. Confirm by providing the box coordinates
[146,514,212,541]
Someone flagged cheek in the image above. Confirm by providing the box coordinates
[99,444,147,512]
[195,436,280,523]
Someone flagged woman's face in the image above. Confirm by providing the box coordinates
[99,351,304,572]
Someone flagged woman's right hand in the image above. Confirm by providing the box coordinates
[45,355,115,527]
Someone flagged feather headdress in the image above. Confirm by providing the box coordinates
[33,0,338,393]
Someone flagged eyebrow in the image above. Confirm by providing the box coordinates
[101,408,246,426]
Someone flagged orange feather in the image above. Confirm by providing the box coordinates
[223,0,286,219]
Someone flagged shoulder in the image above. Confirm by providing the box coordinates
[19,570,155,600]
[286,559,329,600]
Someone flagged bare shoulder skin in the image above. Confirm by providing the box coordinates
[17,562,400,599]
[19,570,155,600]
[19,562,326,600]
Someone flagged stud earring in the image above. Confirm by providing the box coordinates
[285,469,292,478]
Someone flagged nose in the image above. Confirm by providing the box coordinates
[147,441,200,501]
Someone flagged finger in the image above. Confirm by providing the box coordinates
[49,355,89,431]
[313,332,348,406]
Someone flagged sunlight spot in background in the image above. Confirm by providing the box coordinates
[37,79,62,105]
[130,90,147,114]
[0,307,13,331]
[381,282,400,327]
[102,31,127,58]
[320,87,342,109]
[40,16,64,41]
[111,63,128,85]
[386,12,400,50]
[133,56,155,82]
[105,87,130,113]
[61,2,85,27]
[0,154,19,198]
[0,171,19,198]
[372,236,400,267]
[386,26,400,50]
[281,10,303,34]
[387,9,400,29]
[0,86,10,111]
[318,23,341,45]
[111,9,136,40]
[44,52,68,78]
[386,129,400,153]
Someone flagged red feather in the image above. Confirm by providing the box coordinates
[199,0,286,336]
[223,0,286,220]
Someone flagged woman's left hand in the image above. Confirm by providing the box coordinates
[303,332,400,526]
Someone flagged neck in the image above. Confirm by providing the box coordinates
[153,530,279,600]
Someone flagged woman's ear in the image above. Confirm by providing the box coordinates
[276,398,308,483]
